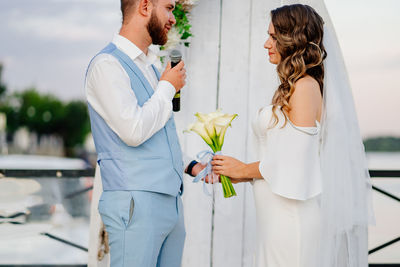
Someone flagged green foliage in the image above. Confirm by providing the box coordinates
[0,102,19,133]
[0,64,7,98]
[60,101,90,149]
[0,87,90,154]
[160,2,194,51]
[173,3,193,41]
[18,89,65,135]
[364,136,400,152]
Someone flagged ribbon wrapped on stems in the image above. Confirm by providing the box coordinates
[185,110,237,198]
[193,150,236,198]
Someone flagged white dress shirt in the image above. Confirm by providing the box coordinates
[85,34,176,147]
[85,35,193,171]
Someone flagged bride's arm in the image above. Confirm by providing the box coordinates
[211,156,263,182]
[211,78,322,183]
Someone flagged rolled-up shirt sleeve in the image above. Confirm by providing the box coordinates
[85,54,176,147]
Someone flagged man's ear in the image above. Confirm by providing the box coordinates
[138,0,154,17]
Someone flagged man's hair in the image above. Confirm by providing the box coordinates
[120,0,138,24]
[120,0,157,24]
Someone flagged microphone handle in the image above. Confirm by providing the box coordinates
[171,60,180,68]
[171,60,181,112]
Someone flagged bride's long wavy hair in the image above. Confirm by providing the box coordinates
[270,4,327,126]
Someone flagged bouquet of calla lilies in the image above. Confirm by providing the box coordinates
[186,110,238,198]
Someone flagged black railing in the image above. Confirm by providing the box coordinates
[368,170,400,267]
[0,168,95,178]
[0,168,95,262]
[0,168,399,266]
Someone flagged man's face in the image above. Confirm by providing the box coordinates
[147,0,176,45]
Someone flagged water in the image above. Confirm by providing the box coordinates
[366,152,400,170]
[0,153,399,265]
[0,155,91,265]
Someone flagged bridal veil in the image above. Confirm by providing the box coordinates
[281,0,375,266]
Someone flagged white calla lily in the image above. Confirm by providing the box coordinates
[204,122,216,140]
[195,110,224,123]
[186,110,238,198]
[214,123,230,145]
[212,114,238,145]
[194,112,209,123]
[187,122,213,146]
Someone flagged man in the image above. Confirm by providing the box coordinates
[85,0,203,266]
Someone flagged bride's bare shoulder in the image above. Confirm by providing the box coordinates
[288,76,322,126]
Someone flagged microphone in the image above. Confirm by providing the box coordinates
[169,49,182,112]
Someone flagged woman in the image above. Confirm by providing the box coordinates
[211,4,372,267]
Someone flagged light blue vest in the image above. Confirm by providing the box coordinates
[87,43,183,196]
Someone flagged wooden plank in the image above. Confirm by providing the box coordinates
[242,0,282,266]
[211,0,252,266]
[178,0,221,266]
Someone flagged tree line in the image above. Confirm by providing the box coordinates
[0,63,90,157]
[364,136,400,152]
[0,63,399,155]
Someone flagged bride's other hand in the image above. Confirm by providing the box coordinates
[203,174,246,184]
[191,162,206,177]
[211,155,247,180]
[204,173,220,184]
[191,162,220,184]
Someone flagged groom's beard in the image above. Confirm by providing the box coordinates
[147,12,168,46]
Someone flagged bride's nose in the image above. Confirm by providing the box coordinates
[264,38,272,49]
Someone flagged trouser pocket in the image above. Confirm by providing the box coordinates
[98,191,136,230]
[125,196,134,227]
[121,192,136,229]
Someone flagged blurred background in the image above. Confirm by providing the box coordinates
[1,0,399,157]
[0,0,399,266]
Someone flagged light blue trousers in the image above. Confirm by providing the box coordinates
[98,190,186,267]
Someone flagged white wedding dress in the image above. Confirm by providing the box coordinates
[252,104,322,267]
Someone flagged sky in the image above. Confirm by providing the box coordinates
[323,0,400,138]
[0,0,399,138]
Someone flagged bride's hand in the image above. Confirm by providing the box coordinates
[211,155,247,180]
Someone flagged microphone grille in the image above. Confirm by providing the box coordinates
[170,49,182,63]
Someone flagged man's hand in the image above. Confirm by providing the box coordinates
[191,162,206,177]
[191,163,219,184]
[160,61,186,92]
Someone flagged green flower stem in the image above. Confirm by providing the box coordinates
[220,175,236,198]
[210,138,236,198]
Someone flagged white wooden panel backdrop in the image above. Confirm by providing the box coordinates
[178,0,336,266]
[179,0,281,266]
